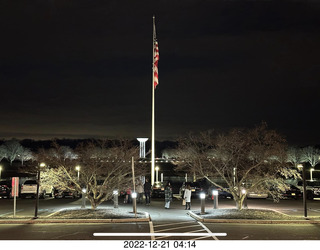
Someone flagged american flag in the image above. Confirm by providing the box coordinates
[153,41,159,88]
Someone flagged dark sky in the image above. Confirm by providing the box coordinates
[1,0,320,146]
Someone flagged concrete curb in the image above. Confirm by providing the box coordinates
[187,211,320,224]
[0,217,150,224]
[0,212,151,224]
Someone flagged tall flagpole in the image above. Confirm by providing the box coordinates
[151,16,156,186]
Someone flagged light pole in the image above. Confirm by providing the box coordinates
[0,165,2,180]
[34,162,45,219]
[298,164,307,218]
[155,166,159,183]
[75,165,80,181]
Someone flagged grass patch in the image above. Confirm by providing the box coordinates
[47,208,146,219]
[196,209,312,220]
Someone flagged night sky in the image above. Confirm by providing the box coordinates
[1,0,320,146]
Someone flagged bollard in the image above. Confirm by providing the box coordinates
[81,188,86,209]
[212,190,219,209]
[200,192,206,215]
[113,190,119,208]
[132,192,137,214]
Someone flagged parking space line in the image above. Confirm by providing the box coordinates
[155,224,200,233]
[155,229,207,240]
[149,221,155,240]
[0,209,24,216]
[153,221,196,228]
[191,236,212,240]
[309,208,320,213]
[197,221,220,240]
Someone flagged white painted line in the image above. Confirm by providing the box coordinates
[197,221,223,240]
[149,221,155,240]
[155,224,200,233]
[93,233,227,237]
[153,221,196,228]
[187,229,207,233]
[0,209,24,216]
[191,236,212,240]
[154,229,207,240]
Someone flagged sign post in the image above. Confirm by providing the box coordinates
[11,177,19,217]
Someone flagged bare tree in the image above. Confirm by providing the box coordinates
[287,147,303,168]
[175,124,300,210]
[162,149,179,159]
[17,147,34,166]
[301,146,320,168]
[0,144,7,162]
[36,140,146,209]
[4,140,24,165]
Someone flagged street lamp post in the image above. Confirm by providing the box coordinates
[34,162,45,219]
[298,164,307,218]
[0,165,2,180]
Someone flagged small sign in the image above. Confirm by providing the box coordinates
[11,177,19,197]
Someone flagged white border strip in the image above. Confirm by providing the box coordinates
[93,233,227,237]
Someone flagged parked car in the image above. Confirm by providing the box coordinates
[282,185,302,199]
[247,191,268,199]
[20,180,54,199]
[0,180,12,198]
[297,180,320,200]
[54,187,80,199]
[152,182,165,198]
[179,181,207,198]
[207,185,233,199]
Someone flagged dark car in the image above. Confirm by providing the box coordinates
[297,180,320,200]
[54,185,80,199]
[152,182,165,198]
[282,185,302,200]
[179,182,207,198]
[207,185,233,199]
[0,180,12,198]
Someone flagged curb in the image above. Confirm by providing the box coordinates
[187,211,320,224]
[0,212,151,224]
[0,218,150,224]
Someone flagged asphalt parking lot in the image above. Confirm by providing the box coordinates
[1,195,320,218]
[0,196,320,241]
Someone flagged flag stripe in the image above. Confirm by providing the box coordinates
[154,41,159,88]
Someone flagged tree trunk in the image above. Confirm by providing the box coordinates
[234,195,246,210]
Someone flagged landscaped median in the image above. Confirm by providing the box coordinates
[188,208,320,224]
[0,208,150,224]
